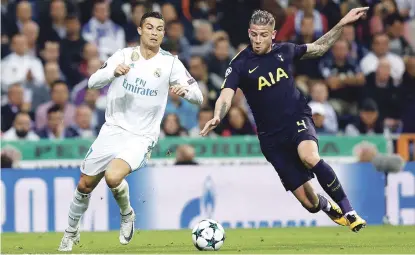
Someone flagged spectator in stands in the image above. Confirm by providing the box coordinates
[1,84,32,132]
[40,41,60,64]
[82,0,125,62]
[60,14,86,87]
[37,104,65,139]
[2,112,39,141]
[320,39,365,109]
[165,90,198,131]
[175,144,198,165]
[316,0,341,29]
[164,20,191,64]
[385,13,414,57]
[309,82,338,133]
[65,105,95,138]
[360,33,405,85]
[13,0,33,35]
[30,62,60,110]
[1,153,14,168]
[22,20,39,57]
[38,0,67,46]
[81,89,106,132]
[1,34,45,91]
[124,3,146,46]
[309,101,334,134]
[399,56,415,133]
[206,37,232,78]
[35,80,75,130]
[0,147,22,168]
[160,113,188,137]
[189,107,217,138]
[340,24,369,65]
[71,57,104,105]
[78,43,99,78]
[345,99,384,136]
[160,2,178,24]
[222,106,256,136]
[362,58,400,122]
[190,20,214,57]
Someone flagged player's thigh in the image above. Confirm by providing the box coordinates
[293,116,320,168]
[292,180,319,209]
[77,172,105,194]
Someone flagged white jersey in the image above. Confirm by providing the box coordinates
[88,46,203,141]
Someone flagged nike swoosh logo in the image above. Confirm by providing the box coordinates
[249,66,259,73]
[298,129,306,133]
[327,176,337,187]
[123,222,134,242]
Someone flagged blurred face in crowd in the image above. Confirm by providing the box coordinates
[22,21,39,46]
[249,23,275,55]
[87,58,102,76]
[311,82,328,103]
[372,34,389,57]
[66,17,81,37]
[302,0,316,11]
[214,39,230,61]
[360,110,378,126]
[12,35,28,55]
[163,114,180,135]
[75,105,92,129]
[138,17,165,49]
[8,84,24,106]
[228,107,246,129]
[84,89,100,109]
[312,113,325,128]
[47,110,63,131]
[161,3,177,23]
[50,0,66,22]
[166,22,183,41]
[341,25,355,43]
[51,82,69,106]
[189,56,207,80]
[14,113,31,138]
[300,16,314,38]
[83,43,99,61]
[386,20,403,39]
[16,1,32,23]
[93,2,109,23]
[132,4,146,26]
[44,62,60,85]
[198,110,214,129]
[332,40,349,62]
[376,58,391,83]
[43,41,60,62]
[195,23,213,43]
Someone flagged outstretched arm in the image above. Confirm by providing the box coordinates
[301,7,369,59]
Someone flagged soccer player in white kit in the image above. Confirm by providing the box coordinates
[58,12,203,251]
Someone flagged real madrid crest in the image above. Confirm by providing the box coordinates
[154,68,162,78]
[131,50,139,61]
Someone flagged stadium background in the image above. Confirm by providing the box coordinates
[1,0,415,234]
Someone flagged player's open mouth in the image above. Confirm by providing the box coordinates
[150,39,157,42]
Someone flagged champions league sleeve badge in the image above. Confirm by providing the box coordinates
[131,51,140,61]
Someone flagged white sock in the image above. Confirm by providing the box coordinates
[110,179,133,215]
[67,189,91,232]
[345,210,356,217]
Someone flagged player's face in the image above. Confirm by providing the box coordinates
[138,17,165,49]
[248,24,276,55]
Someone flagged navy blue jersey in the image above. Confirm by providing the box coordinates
[222,42,312,136]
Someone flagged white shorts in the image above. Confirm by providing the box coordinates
[80,124,156,176]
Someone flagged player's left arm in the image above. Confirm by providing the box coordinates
[301,7,369,59]
[169,56,204,105]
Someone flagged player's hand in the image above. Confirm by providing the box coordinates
[170,85,189,97]
[200,117,220,136]
[339,7,369,26]
[114,64,130,77]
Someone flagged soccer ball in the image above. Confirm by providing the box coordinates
[191,219,225,251]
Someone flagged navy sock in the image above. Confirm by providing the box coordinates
[311,159,354,214]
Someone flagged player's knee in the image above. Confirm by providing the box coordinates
[301,153,320,169]
[77,177,96,194]
[105,171,123,189]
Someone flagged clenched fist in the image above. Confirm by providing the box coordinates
[114,64,130,77]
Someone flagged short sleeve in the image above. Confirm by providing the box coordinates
[220,60,242,91]
[169,56,196,87]
[293,44,307,60]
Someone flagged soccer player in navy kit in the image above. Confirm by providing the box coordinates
[200,7,369,232]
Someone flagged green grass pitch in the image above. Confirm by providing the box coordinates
[2,226,415,254]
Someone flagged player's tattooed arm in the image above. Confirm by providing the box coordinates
[301,7,369,59]
[214,88,235,120]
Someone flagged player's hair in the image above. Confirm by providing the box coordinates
[47,104,63,115]
[249,10,275,29]
[139,11,164,27]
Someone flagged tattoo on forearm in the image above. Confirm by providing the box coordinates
[302,23,344,59]
[215,100,230,120]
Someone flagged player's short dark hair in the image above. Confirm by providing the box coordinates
[47,104,63,115]
[139,11,164,27]
[51,80,67,91]
[250,10,275,29]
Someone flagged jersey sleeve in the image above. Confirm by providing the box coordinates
[220,60,242,91]
[169,56,197,87]
[286,43,308,60]
[88,49,125,89]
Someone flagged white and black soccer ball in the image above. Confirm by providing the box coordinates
[191,219,225,251]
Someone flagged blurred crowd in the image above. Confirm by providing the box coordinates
[1,0,415,143]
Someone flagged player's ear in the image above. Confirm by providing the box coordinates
[137,26,142,36]
[272,30,277,38]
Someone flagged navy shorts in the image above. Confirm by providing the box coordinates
[259,116,318,192]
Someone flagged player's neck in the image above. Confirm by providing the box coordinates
[139,45,159,60]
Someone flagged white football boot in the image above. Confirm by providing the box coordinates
[58,229,80,252]
[119,209,136,245]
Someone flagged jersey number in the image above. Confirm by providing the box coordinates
[297,120,307,133]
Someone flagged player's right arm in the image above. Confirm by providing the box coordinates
[88,49,129,89]
[200,60,241,136]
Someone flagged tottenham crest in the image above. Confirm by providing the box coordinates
[154,68,162,78]
[225,67,232,77]
[131,51,139,61]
